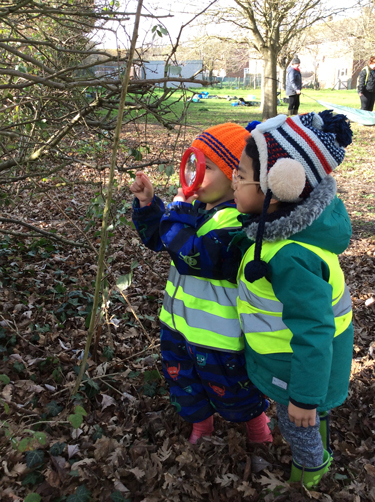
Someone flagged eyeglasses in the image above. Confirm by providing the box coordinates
[232,170,260,188]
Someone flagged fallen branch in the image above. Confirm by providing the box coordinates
[0,217,91,249]
[118,158,170,171]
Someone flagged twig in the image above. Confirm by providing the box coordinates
[4,400,40,416]
[31,178,98,253]
[116,286,152,344]
[0,229,40,238]
[0,314,46,354]
[97,377,124,397]
[118,158,170,171]
[0,216,91,249]
[72,0,145,396]
[124,342,160,361]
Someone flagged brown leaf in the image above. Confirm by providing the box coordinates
[127,466,145,480]
[365,464,375,478]
[237,481,257,497]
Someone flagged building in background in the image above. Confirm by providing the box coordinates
[142,60,203,88]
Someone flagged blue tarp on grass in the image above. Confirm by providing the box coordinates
[318,101,375,126]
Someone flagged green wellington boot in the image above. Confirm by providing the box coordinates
[319,411,332,455]
[289,449,332,488]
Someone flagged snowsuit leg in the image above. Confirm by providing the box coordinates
[161,325,268,423]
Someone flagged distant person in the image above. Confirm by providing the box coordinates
[358,56,375,112]
[286,56,302,116]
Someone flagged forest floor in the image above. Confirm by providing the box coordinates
[0,121,374,502]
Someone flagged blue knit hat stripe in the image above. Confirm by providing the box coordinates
[283,120,331,180]
[197,132,239,171]
[299,114,345,165]
[276,127,323,186]
[291,116,339,173]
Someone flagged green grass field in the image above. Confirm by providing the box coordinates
[177,87,362,128]
[119,87,363,131]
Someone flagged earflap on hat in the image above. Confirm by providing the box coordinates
[244,190,273,283]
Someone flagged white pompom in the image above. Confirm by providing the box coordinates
[267,158,306,202]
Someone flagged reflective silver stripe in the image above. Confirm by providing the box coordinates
[333,284,352,317]
[240,312,288,333]
[238,280,284,313]
[168,266,237,307]
[163,294,241,337]
[240,285,352,335]
[168,264,179,284]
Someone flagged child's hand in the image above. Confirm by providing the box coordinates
[288,402,316,428]
[173,188,198,204]
[129,172,154,208]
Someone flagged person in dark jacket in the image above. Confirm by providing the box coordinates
[232,110,353,488]
[285,56,302,116]
[130,123,271,445]
[358,56,375,111]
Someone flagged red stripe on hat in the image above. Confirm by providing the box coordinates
[286,118,332,175]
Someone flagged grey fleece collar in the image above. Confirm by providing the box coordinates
[243,176,337,242]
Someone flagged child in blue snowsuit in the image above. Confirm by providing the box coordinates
[130,123,272,444]
[232,111,354,487]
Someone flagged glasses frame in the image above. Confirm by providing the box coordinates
[232,170,261,188]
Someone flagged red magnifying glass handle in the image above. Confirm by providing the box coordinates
[179,147,206,198]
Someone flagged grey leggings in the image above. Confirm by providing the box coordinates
[277,403,324,467]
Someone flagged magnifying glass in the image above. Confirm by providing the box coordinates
[179,147,206,198]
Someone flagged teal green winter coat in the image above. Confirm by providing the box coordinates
[237,176,353,411]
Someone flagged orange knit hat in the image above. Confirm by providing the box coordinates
[191,123,250,180]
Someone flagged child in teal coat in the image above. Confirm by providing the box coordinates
[232,110,354,488]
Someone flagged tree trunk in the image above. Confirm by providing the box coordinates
[261,48,278,120]
[281,67,287,90]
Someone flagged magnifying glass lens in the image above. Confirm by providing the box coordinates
[185,153,197,186]
[180,146,205,198]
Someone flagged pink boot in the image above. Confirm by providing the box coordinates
[246,412,273,443]
[189,416,214,444]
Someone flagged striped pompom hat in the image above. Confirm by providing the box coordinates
[251,110,353,202]
[245,110,353,283]
[192,123,250,180]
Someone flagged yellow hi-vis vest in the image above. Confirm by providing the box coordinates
[237,240,352,355]
[358,66,370,90]
[159,207,243,352]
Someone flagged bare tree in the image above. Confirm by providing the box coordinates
[205,0,355,119]
[175,36,249,82]
[0,0,208,245]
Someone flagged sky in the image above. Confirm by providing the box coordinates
[96,0,364,50]
[96,0,212,49]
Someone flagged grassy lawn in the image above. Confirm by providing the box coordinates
[139,87,363,130]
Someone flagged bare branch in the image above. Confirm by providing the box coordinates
[0,217,91,249]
